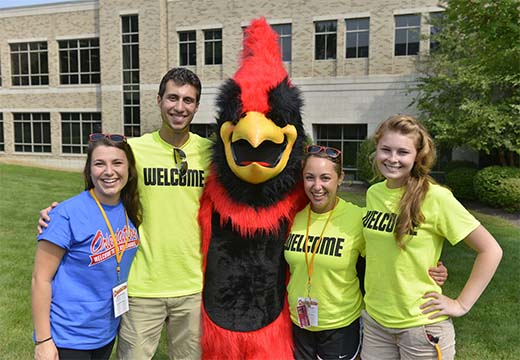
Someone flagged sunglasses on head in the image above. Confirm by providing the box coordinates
[306,145,342,159]
[173,147,188,178]
[89,133,127,143]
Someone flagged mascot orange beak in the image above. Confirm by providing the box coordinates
[220,111,297,184]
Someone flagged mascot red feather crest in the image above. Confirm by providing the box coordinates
[198,17,308,359]
[234,18,289,114]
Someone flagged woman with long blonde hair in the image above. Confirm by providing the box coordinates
[361,114,502,360]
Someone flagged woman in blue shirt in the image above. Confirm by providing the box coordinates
[32,134,142,360]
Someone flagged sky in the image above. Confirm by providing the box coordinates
[0,0,79,9]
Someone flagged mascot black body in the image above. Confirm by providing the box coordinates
[198,18,308,359]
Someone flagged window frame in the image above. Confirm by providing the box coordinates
[13,112,51,153]
[10,41,49,86]
[121,14,141,137]
[394,14,421,56]
[61,112,102,154]
[345,17,370,59]
[314,20,337,60]
[58,38,100,85]
[190,124,216,139]
[204,29,222,65]
[271,23,292,62]
[429,12,444,52]
[315,124,368,181]
[179,30,197,66]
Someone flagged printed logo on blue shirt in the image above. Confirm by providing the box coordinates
[89,226,139,266]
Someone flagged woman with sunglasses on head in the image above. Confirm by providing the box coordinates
[32,134,142,360]
[361,114,502,360]
[284,144,365,360]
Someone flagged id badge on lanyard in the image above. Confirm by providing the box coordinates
[296,297,319,328]
[112,282,129,317]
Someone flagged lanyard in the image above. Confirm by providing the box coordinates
[304,197,338,297]
[89,189,130,282]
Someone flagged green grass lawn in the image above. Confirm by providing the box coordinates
[1,163,517,359]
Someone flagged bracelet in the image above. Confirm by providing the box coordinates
[35,336,52,345]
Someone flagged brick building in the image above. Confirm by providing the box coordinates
[0,0,442,178]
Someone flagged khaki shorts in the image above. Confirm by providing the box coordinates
[117,294,202,360]
[361,310,455,360]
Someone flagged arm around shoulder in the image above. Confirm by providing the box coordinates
[37,202,59,235]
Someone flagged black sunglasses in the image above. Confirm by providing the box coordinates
[89,133,127,143]
[306,145,342,159]
[173,147,188,177]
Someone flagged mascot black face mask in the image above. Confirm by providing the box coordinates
[198,17,308,359]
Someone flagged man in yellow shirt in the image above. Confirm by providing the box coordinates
[117,67,212,359]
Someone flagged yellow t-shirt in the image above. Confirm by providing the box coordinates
[362,180,480,328]
[284,199,365,331]
[127,131,212,297]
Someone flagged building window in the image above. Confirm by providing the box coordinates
[345,18,369,58]
[61,112,102,154]
[204,29,222,65]
[122,15,140,137]
[271,24,292,62]
[429,12,444,52]
[59,38,100,84]
[10,42,49,86]
[179,31,196,66]
[14,113,51,153]
[395,14,421,56]
[315,20,337,60]
[315,124,367,181]
[190,124,216,139]
[0,113,4,152]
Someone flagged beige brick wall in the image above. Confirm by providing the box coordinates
[165,0,440,80]
[0,2,100,168]
[343,58,369,76]
[0,0,441,170]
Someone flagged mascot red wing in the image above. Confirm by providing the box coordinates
[198,17,308,359]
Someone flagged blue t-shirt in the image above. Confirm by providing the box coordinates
[36,190,139,349]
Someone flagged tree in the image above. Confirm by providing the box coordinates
[413,0,519,166]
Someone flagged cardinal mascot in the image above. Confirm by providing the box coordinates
[198,17,309,359]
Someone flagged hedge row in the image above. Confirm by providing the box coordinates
[473,166,520,213]
[445,167,479,201]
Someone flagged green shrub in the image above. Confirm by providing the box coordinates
[445,167,479,200]
[497,178,520,213]
[356,137,380,185]
[443,160,478,173]
[474,166,520,212]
